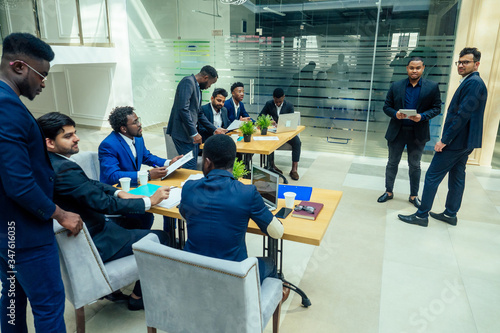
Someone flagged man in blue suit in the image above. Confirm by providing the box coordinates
[166,66,227,170]
[225,81,252,124]
[0,33,82,332]
[377,57,441,207]
[198,88,230,142]
[99,106,182,230]
[399,47,488,227]
[179,135,284,283]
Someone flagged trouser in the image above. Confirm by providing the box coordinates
[172,138,199,170]
[269,135,302,165]
[417,148,473,218]
[118,212,154,230]
[1,240,66,333]
[385,127,426,196]
[257,257,278,284]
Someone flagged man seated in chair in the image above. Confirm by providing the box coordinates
[38,112,170,311]
[198,88,230,143]
[179,135,284,283]
[258,88,302,181]
[99,106,182,231]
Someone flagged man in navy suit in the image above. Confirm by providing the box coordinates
[377,57,441,207]
[225,82,252,123]
[0,33,82,332]
[258,88,302,180]
[179,135,284,283]
[38,112,170,310]
[198,88,230,142]
[166,66,227,170]
[399,47,488,227]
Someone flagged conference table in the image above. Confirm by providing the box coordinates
[147,167,343,306]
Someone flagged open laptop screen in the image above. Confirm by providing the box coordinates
[251,165,279,210]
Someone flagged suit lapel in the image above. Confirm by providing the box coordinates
[115,132,137,169]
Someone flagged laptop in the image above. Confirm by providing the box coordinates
[251,165,279,211]
[268,112,300,133]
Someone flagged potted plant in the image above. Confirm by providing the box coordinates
[256,114,272,135]
[239,120,255,142]
[232,159,249,179]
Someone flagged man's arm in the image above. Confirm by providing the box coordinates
[249,187,283,239]
[98,141,138,185]
[382,83,400,119]
[197,106,217,135]
[176,78,199,137]
[410,82,441,122]
[239,102,251,119]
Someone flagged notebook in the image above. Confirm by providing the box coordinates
[291,201,324,220]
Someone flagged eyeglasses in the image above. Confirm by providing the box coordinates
[128,117,141,126]
[455,60,473,66]
[294,205,315,214]
[9,60,48,82]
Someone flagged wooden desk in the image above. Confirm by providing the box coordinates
[234,125,305,155]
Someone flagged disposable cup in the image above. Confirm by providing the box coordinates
[138,171,148,186]
[284,192,296,209]
[119,177,131,192]
[231,134,239,143]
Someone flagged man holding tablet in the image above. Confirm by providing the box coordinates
[377,56,441,207]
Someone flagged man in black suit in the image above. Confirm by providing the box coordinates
[37,112,170,310]
[198,88,230,142]
[399,47,488,227]
[377,57,441,207]
[258,88,302,180]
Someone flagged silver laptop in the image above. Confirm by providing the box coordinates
[251,165,279,211]
[269,112,300,133]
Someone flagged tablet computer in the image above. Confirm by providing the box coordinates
[399,109,417,116]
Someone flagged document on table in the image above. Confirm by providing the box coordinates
[162,151,194,180]
[156,187,182,209]
[227,120,243,131]
[253,136,279,141]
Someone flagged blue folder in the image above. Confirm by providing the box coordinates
[129,183,161,196]
[278,185,312,201]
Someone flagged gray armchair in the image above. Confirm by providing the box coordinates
[54,222,159,333]
[132,238,283,333]
[71,151,100,181]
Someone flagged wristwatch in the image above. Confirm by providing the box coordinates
[147,170,151,181]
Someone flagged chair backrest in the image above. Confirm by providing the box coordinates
[163,126,179,160]
[133,238,266,333]
[71,151,100,180]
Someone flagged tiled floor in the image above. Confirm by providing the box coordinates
[7,126,500,332]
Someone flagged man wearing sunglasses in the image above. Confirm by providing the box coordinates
[0,33,83,332]
[399,47,488,227]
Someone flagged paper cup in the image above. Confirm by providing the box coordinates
[231,134,239,143]
[119,177,131,192]
[284,192,296,209]
[138,171,148,186]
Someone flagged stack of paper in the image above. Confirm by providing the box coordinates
[156,187,182,209]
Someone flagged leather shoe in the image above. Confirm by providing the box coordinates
[271,164,283,174]
[430,211,457,226]
[409,196,421,208]
[289,170,299,181]
[398,213,428,227]
[100,290,129,302]
[377,192,393,203]
[128,296,144,311]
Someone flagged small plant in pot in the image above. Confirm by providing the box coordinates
[232,159,249,180]
[239,121,255,142]
[256,114,272,135]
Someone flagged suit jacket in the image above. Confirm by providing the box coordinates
[258,99,294,123]
[383,78,441,143]
[179,169,273,262]
[441,72,487,150]
[98,131,166,186]
[0,82,56,249]
[49,153,146,262]
[166,74,216,143]
[198,103,229,142]
[225,97,250,123]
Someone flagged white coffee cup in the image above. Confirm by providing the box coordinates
[231,134,239,143]
[138,171,148,186]
[284,192,296,209]
[119,177,131,192]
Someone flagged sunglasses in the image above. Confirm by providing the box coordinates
[294,205,315,214]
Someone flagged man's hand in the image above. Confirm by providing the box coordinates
[271,120,277,126]
[150,186,171,206]
[409,114,422,122]
[52,205,83,237]
[434,140,446,152]
[193,133,202,144]
[214,128,227,135]
[117,191,144,199]
[149,166,167,179]
[239,116,251,121]
[396,111,407,120]
[169,155,184,166]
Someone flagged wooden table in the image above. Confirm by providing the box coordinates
[234,125,305,155]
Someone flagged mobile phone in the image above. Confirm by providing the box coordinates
[275,207,292,219]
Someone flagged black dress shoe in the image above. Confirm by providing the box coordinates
[128,297,144,311]
[409,196,421,208]
[100,291,129,302]
[377,192,393,203]
[398,213,428,227]
[430,211,457,226]
[271,165,283,174]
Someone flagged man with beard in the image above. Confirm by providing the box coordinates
[198,88,230,142]
[166,65,227,170]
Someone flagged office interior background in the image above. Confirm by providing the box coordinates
[1,0,500,332]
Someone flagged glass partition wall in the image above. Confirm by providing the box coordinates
[128,0,460,160]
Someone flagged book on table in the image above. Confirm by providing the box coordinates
[292,201,324,220]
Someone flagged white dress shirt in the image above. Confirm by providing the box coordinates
[211,104,223,128]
